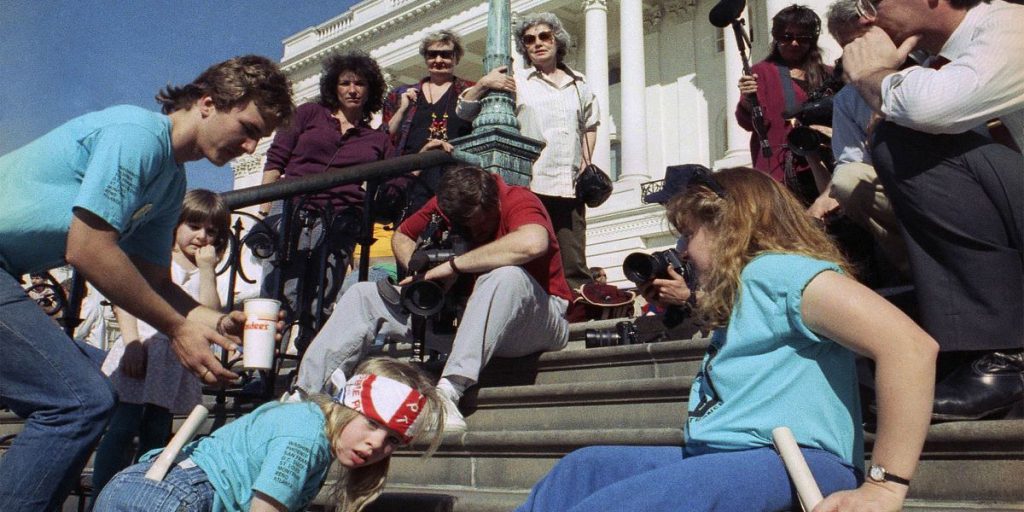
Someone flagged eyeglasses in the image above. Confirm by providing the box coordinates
[425,49,455,60]
[855,0,878,22]
[774,32,816,44]
[521,31,554,46]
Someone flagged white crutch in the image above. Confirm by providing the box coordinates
[772,426,824,512]
[144,405,209,481]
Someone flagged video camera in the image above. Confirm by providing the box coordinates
[378,213,470,318]
[784,70,845,158]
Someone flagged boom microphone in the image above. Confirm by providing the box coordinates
[708,0,747,27]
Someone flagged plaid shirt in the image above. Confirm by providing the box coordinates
[382,76,474,157]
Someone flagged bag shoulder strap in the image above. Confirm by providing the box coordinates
[775,63,799,114]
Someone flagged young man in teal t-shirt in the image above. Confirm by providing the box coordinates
[0,55,294,511]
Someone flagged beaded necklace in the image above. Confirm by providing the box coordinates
[424,82,452,141]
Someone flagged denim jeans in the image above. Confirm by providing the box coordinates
[91,402,175,499]
[515,445,860,512]
[94,460,215,512]
[0,270,117,511]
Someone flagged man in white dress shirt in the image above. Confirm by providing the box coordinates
[843,0,1023,421]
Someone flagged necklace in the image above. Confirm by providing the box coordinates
[424,82,452,141]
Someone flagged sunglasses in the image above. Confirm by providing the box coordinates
[425,49,455,60]
[774,32,816,44]
[522,31,554,46]
[687,166,728,200]
[855,0,879,21]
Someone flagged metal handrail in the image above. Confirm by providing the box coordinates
[221,149,476,209]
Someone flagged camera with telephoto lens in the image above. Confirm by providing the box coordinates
[584,321,640,348]
[622,249,693,286]
[621,248,696,331]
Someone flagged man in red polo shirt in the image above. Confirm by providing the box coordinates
[295,166,572,431]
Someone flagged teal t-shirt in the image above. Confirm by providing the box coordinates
[0,105,186,275]
[144,401,332,512]
[684,253,863,467]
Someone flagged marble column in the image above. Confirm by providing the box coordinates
[618,0,650,181]
[583,0,611,172]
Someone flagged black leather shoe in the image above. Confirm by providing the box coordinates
[932,351,1024,421]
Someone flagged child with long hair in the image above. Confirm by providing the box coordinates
[515,167,937,512]
[94,357,445,512]
[92,189,232,498]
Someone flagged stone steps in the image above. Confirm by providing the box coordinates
[0,325,1017,511]
[361,335,1024,511]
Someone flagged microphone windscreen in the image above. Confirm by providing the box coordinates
[708,0,746,27]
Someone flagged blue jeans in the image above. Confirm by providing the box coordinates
[94,460,215,512]
[92,403,175,499]
[516,445,860,512]
[0,270,116,511]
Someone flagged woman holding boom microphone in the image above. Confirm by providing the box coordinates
[737,5,831,204]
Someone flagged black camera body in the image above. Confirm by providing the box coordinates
[620,248,697,331]
[783,71,843,157]
[622,249,693,287]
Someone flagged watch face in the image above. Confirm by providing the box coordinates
[869,465,885,481]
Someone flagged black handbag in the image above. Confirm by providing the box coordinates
[575,164,613,207]
[572,80,612,208]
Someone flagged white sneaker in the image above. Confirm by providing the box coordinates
[439,393,467,433]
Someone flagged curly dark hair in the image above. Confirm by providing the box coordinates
[767,5,830,92]
[319,51,386,122]
[155,55,294,128]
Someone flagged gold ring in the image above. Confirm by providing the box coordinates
[201,368,211,379]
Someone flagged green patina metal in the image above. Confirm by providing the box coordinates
[450,0,542,187]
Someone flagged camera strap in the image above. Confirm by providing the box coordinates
[775,64,804,196]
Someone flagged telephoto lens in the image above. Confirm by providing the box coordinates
[622,249,689,285]
[584,321,639,348]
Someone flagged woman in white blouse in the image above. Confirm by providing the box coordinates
[457,12,600,290]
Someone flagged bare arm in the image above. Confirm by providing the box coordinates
[580,131,597,169]
[258,169,282,215]
[193,245,222,310]
[460,66,516,102]
[391,230,418,273]
[802,271,937,512]
[419,224,549,282]
[388,89,418,135]
[113,305,147,379]
[249,492,287,512]
[67,209,238,383]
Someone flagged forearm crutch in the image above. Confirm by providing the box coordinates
[772,426,824,512]
[144,405,209,481]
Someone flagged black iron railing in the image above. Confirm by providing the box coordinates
[59,149,474,404]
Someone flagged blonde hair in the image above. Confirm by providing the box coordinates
[309,357,446,512]
[666,167,851,329]
[178,189,232,257]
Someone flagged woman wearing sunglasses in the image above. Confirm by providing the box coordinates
[457,12,600,290]
[736,4,832,204]
[382,30,476,216]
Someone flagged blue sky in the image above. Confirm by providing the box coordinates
[0,0,359,192]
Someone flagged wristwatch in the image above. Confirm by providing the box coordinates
[868,464,911,486]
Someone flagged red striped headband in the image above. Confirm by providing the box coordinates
[334,373,428,443]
